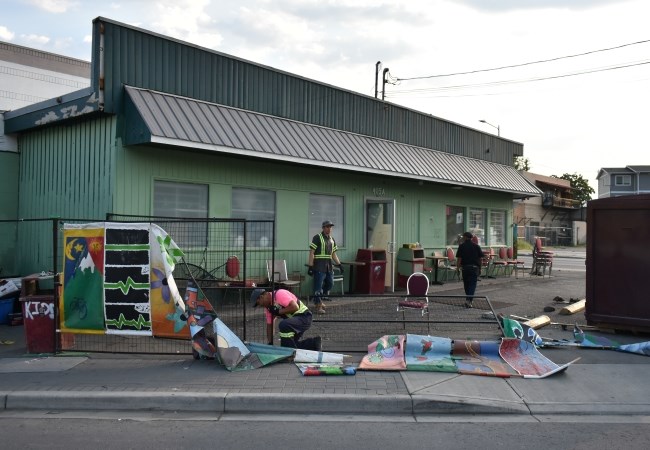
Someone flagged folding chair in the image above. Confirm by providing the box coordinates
[396,272,430,333]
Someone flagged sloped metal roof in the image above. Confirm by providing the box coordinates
[124,86,541,197]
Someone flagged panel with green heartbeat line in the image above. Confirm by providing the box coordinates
[105,312,152,330]
[105,277,149,294]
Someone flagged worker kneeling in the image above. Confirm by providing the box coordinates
[251,288,322,351]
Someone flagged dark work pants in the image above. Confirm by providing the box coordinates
[278,312,319,350]
[461,265,480,303]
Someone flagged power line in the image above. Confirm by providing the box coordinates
[395,38,650,81]
[386,59,650,97]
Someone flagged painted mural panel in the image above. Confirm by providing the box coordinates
[61,222,188,338]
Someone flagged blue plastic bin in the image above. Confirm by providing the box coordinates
[0,297,16,325]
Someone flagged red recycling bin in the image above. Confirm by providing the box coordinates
[20,276,57,354]
[21,295,56,353]
[355,249,387,294]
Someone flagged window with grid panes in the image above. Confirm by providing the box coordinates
[469,208,486,245]
[153,180,208,248]
[489,209,506,246]
[308,194,344,245]
[232,188,275,248]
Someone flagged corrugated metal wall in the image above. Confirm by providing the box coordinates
[15,116,116,274]
[113,143,512,281]
[94,17,522,166]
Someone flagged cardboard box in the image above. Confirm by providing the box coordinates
[0,278,21,298]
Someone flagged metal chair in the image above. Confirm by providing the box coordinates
[444,247,461,281]
[491,247,509,277]
[396,272,430,333]
[531,237,554,277]
[506,247,526,278]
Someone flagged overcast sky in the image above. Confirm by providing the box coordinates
[2,0,649,192]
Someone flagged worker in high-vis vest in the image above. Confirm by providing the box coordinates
[307,220,343,314]
[250,288,321,350]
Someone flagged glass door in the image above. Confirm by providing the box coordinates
[365,198,396,292]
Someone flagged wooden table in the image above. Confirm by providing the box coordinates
[425,256,448,285]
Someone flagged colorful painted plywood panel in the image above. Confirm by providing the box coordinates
[61,224,106,332]
[404,334,456,372]
[62,222,187,337]
[453,339,518,377]
[104,224,151,335]
[358,335,406,370]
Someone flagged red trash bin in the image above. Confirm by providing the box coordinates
[355,249,387,294]
[20,276,57,354]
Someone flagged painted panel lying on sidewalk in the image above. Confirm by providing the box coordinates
[358,334,577,378]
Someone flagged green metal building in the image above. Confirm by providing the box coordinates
[3,17,540,288]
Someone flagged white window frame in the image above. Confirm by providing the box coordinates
[469,208,487,245]
[489,209,507,246]
[615,175,631,186]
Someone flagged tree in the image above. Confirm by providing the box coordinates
[551,173,595,206]
[513,156,530,171]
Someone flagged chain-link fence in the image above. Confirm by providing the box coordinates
[517,225,573,247]
[3,217,505,355]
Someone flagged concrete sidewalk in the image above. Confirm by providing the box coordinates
[1,265,650,417]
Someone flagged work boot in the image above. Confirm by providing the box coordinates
[316,303,326,314]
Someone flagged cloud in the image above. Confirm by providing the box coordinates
[20,33,51,45]
[27,0,80,14]
[453,0,632,12]
[149,0,223,49]
[0,26,15,40]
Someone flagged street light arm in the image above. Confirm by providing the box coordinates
[479,119,500,136]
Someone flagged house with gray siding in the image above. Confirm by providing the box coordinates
[2,17,540,290]
[597,166,650,199]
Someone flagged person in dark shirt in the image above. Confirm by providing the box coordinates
[307,220,343,314]
[455,231,484,308]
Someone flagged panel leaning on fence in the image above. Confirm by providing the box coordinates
[7,217,505,355]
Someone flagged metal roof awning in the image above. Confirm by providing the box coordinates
[124,86,541,197]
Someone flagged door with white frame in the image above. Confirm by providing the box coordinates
[365,198,396,292]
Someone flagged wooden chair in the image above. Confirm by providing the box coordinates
[266,260,301,295]
[396,272,430,333]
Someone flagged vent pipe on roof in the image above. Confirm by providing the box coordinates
[374,61,381,99]
[382,68,389,101]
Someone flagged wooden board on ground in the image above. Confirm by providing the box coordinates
[559,299,586,315]
[510,314,551,329]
